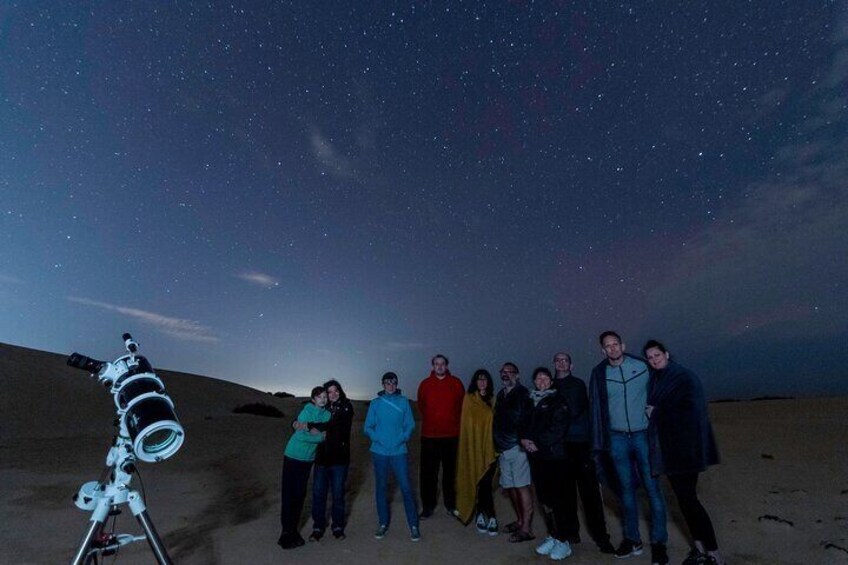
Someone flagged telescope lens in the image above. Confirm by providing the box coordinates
[125,396,184,462]
[142,428,180,453]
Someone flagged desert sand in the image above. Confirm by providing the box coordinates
[1,342,846,564]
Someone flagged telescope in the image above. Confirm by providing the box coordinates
[67,333,184,564]
[67,333,184,462]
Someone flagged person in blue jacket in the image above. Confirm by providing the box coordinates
[363,372,421,542]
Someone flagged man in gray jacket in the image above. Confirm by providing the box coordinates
[589,332,667,564]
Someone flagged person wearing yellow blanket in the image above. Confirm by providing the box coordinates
[455,369,499,535]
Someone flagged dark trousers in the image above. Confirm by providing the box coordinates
[311,464,349,533]
[531,458,571,542]
[668,472,718,551]
[280,456,313,538]
[564,441,610,544]
[419,436,459,511]
[475,463,497,518]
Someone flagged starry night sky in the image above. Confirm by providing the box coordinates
[2,2,846,400]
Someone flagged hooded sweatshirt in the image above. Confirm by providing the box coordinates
[363,389,416,456]
[417,371,465,437]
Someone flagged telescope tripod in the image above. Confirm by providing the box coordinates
[71,437,173,565]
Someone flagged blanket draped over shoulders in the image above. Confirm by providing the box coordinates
[455,392,497,523]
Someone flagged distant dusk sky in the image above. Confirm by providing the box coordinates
[1,2,846,399]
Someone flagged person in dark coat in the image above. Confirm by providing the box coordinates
[520,367,573,561]
[493,362,535,543]
[643,340,724,565]
[308,379,354,541]
[552,352,615,554]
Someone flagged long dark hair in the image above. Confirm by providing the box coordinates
[467,369,494,405]
[322,379,348,403]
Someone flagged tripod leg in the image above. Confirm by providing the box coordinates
[128,491,173,565]
[135,510,173,564]
[71,498,111,565]
[70,520,101,565]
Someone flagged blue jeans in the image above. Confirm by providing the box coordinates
[372,453,419,530]
[609,431,668,544]
[312,464,349,532]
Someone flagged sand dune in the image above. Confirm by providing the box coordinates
[1,342,846,564]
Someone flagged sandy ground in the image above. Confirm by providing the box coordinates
[1,342,846,564]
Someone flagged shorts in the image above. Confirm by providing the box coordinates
[498,445,531,488]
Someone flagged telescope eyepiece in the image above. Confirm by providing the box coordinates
[123,333,138,354]
[67,353,106,374]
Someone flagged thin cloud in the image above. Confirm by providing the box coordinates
[307,81,380,182]
[309,126,355,179]
[236,271,280,288]
[68,297,220,343]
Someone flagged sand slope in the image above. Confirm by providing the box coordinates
[1,343,846,564]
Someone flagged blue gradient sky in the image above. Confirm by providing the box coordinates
[2,2,846,400]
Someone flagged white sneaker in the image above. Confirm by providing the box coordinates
[475,513,487,533]
[550,540,573,560]
[486,517,498,536]
[536,536,557,556]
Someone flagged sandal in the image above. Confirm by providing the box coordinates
[508,530,536,543]
[502,521,520,534]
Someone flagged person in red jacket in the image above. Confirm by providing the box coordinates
[417,353,466,518]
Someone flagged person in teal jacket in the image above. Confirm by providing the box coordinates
[363,372,421,541]
[278,386,331,549]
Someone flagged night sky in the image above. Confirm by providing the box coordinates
[2,2,846,400]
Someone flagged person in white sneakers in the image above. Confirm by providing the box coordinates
[455,369,500,535]
[521,367,573,561]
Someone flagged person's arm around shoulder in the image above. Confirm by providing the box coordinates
[300,426,326,443]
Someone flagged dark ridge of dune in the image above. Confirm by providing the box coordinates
[0,342,292,442]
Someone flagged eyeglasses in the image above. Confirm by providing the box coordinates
[500,370,517,375]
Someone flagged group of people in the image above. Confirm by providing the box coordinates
[276,332,725,565]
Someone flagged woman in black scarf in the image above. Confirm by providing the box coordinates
[643,340,724,565]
